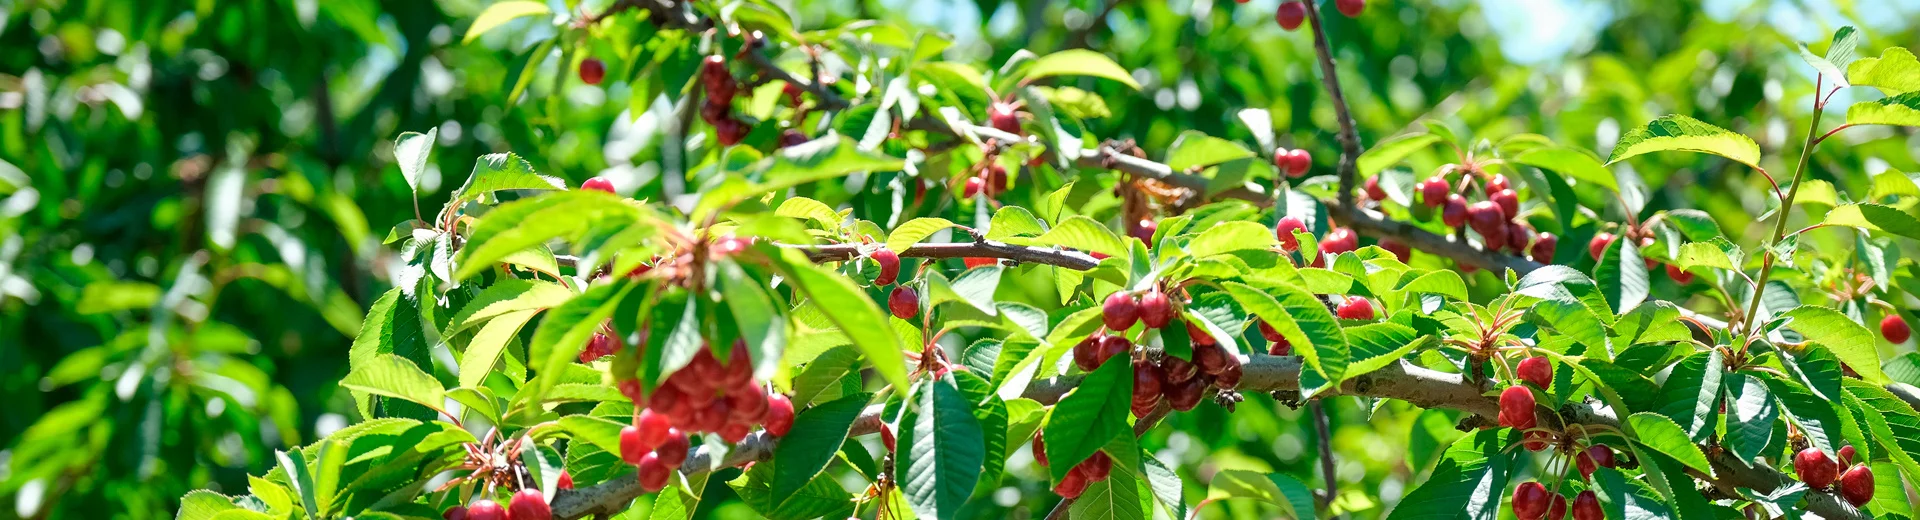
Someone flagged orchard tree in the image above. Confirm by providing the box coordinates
[176,1,1920,520]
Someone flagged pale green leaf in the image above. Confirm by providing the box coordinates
[463,1,551,44]
[1020,49,1141,90]
[1605,115,1760,169]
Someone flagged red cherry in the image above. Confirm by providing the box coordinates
[1441,194,1469,228]
[1275,216,1309,251]
[1275,1,1307,31]
[1577,445,1615,479]
[1186,320,1217,346]
[617,379,645,405]
[509,489,551,520]
[1139,290,1175,329]
[1073,336,1103,372]
[620,425,648,465]
[1284,149,1312,177]
[649,385,689,422]
[1523,430,1553,451]
[1639,237,1658,270]
[1131,392,1159,419]
[1422,177,1451,208]
[1466,201,1506,234]
[1507,222,1533,253]
[1588,232,1617,261]
[880,424,897,451]
[1571,491,1602,520]
[988,102,1022,135]
[1103,292,1141,331]
[1192,343,1230,375]
[1840,464,1874,506]
[1516,357,1552,388]
[778,129,808,148]
[1839,445,1856,468]
[1531,233,1558,263]
[1364,176,1388,201]
[726,386,769,423]
[1665,263,1695,285]
[765,393,795,436]
[1032,435,1050,467]
[1054,467,1090,498]
[1487,174,1511,193]
[1080,451,1113,481]
[718,422,751,443]
[1499,386,1537,429]
[963,257,998,269]
[1796,448,1838,489]
[1213,361,1243,390]
[1512,481,1552,520]
[581,176,617,194]
[1320,227,1359,255]
[466,500,506,520]
[636,409,672,450]
[715,118,750,146]
[1131,218,1158,244]
[1133,359,1164,406]
[1162,353,1199,384]
[1380,239,1411,262]
[1883,314,1911,343]
[1335,297,1376,320]
[1335,0,1365,17]
[871,249,901,286]
[1096,335,1132,366]
[1165,377,1207,411]
[579,58,606,86]
[655,428,689,467]
[637,452,671,492]
[962,176,985,198]
[687,400,729,433]
[889,287,919,319]
[443,505,469,520]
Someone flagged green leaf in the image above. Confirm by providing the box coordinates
[1394,271,1468,301]
[1674,241,1736,271]
[898,377,984,520]
[178,490,240,520]
[558,414,627,456]
[1605,114,1761,170]
[1358,134,1441,178]
[449,152,565,207]
[1782,306,1888,384]
[1822,203,1920,241]
[1188,221,1280,258]
[1593,235,1649,314]
[1020,49,1142,90]
[755,136,907,191]
[1205,470,1314,519]
[276,449,320,520]
[1626,413,1712,474]
[347,288,434,420]
[1798,26,1861,87]
[1224,281,1346,388]
[1385,429,1510,520]
[393,128,437,194]
[1723,372,1778,462]
[986,206,1047,240]
[1042,355,1133,483]
[1654,350,1722,443]
[1031,216,1129,259]
[462,1,551,44]
[446,279,574,336]
[459,309,536,389]
[730,464,855,520]
[1847,91,1920,128]
[775,197,843,229]
[454,190,653,281]
[775,259,910,393]
[1843,380,1920,497]
[342,354,446,414]
[1164,131,1256,172]
[1848,47,1920,96]
[886,217,956,253]
[1067,443,1145,520]
[75,281,161,314]
[1344,322,1426,377]
[771,393,871,503]
[1512,146,1618,193]
[1140,453,1187,518]
[524,280,636,408]
[1763,373,1843,454]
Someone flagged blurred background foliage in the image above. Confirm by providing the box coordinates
[4,0,1919,518]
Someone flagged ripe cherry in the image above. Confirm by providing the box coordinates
[466,500,506,520]
[1422,176,1450,207]
[1505,222,1532,253]
[1192,343,1230,375]
[778,129,808,148]
[1487,174,1511,193]
[1796,447,1838,489]
[617,379,644,404]
[1335,0,1365,17]
[1498,386,1537,429]
[1380,239,1411,262]
[1131,218,1157,244]
[636,409,672,450]
[1531,232,1558,263]
[1840,464,1874,506]
[1275,1,1307,31]
[1839,445,1856,468]
[1511,481,1552,520]
[1081,451,1113,481]
[1275,216,1310,251]
[1103,292,1141,331]
[1442,195,1469,228]
[1139,290,1175,329]
[1033,435,1050,466]
[1883,314,1910,343]
[1133,359,1164,405]
[718,422,751,443]
[1571,491,1602,520]
[1516,357,1552,388]
[1073,336,1103,372]
[765,394,795,436]
[1162,353,1199,384]
[880,424,897,451]
[1131,393,1158,419]
[1546,495,1567,520]
[1665,263,1694,285]
[508,489,551,520]
[1166,377,1207,411]
[1522,430,1553,451]
[1335,297,1375,320]
[444,505,469,520]
[873,249,901,286]
[637,452,671,492]
[988,102,1021,135]
[1466,201,1506,234]
[1054,467,1090,498]
[1096,335,1132,366]
[1588,232,1617,261]
[889,287,919,319]
[1321,227,1359,255]
[655,428,689,467]
[962,176,985,198]
[1259,321,1292,355]
[1364,176,1388,201]
[1214,362,1244,390]
[580,58,606,86]
[1577,445,1615,479]
[620,425,649,465]
[726,385,769,423]
[1283,149,1312,177]
[581,176,617,193]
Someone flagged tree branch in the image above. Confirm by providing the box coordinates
[1302,0,1362,214]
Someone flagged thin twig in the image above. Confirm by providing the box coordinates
[1310,399,1338,514]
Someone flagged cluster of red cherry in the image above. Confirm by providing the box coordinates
[617,347,795,492]
[957,101,1024,200]
[1497,358,1608,520]
[699,56,751,146]
[1076,289,1241,416]
[1795,445,1875,507]
[1032,437,1113,499]
[441,488,552,520]
[1416,173,1553,265]
[1270,0,1367,31]
[1273,215,1367,266]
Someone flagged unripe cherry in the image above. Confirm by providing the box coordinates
[1422,177,1451,208]
[1335,297,1375,320]
[655,428,689,467]
[1511,481,1551,520]
[1139,290,1174,329]
[1275,216,1309,251]
[465,500,506,520]
[1498,386,1537,429]
[1796,448,1838,489]
[1364,176,1388,201]
[1275,1,1307,31]
[889,287,919,319]
[581,176,617,194]
[873,249,901,286]
[1839,464,1874,506]
[1516,357,1552,388]
[1442,195,1469,228]
[765,393,795,436]
[1335,0,1365,17]
[508,489,551,520]
[1588,232,1617,261]
[1882,314,1910,343]
[637,452,671,492]
[1572,491,1602,520]
[1103,292,1141,331]
[579,58,606,86]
